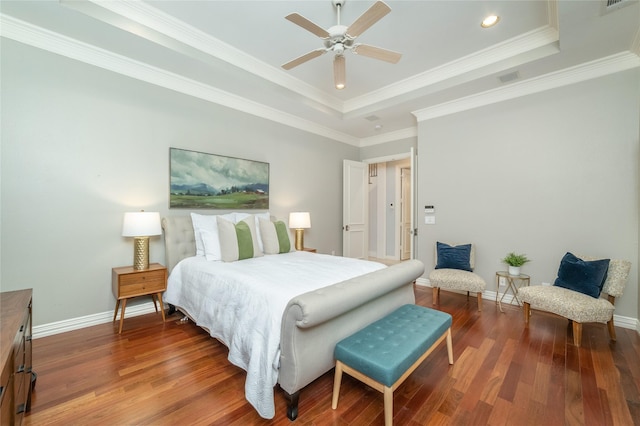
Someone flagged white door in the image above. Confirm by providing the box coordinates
[401,167,411,260]
[343,160,368,259]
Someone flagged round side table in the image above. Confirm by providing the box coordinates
[495,271,530,313]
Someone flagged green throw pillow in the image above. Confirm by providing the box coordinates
[235,221,254,260]
[274,221,291,253]
[258,218,291,254]
[217,216,260,262]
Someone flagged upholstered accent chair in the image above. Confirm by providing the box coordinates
[429,242,487,311]
[518,256,631,346]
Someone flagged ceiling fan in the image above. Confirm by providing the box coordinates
[282,0,402,90]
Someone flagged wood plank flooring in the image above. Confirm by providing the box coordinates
[25,286,640,425]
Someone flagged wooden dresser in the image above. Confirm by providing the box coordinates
[0,289,33,425]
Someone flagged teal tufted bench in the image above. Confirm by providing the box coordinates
[332,304,453,426]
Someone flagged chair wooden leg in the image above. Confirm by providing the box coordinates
[572,321,582,346]
[523,303,530,325]
[607,317,617,342]
[476,292,482,311]
[432,287,439,305]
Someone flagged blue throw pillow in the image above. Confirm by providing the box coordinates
[435,242,472,271]
[553,252,610,298]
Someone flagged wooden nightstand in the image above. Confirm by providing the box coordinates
[112,263,167,334]
[302,247,317,253]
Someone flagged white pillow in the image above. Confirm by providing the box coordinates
[200,228,222,261]
[190,212,235,256]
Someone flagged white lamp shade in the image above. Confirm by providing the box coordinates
[289,212,311,229]
[122,211,162,237]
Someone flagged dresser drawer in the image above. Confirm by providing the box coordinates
[0,360,12,425]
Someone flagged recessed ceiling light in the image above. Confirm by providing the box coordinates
[481,15,500,28]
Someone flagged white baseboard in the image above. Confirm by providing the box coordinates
[415,278,639,331]
[33,287,640,338]
[33,301,162,339]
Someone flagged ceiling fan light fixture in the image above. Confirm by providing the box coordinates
[481,15,500,28]
[334,55,346,89]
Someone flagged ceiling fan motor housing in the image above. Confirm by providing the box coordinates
[324,25,354,52]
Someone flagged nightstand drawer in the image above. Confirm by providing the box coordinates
[119,271,166,297]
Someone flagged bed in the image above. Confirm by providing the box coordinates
[161,215,425,420]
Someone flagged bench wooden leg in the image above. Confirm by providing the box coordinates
[523,302,530,325]
[432,287,439,305]
[476,292,482,311]
[383,387,393,426]
[446,328,453,365]
[332,361,344,409]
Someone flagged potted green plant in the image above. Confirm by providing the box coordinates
[502,252,530,276]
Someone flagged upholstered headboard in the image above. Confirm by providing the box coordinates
[161,216,196,273]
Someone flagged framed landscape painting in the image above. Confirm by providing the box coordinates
[169,148,269,209]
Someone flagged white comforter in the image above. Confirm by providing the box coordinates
[163,251,385,419]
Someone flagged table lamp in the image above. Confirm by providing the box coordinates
[122,211,162,270]
[289,212,311,251]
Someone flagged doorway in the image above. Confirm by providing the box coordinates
[365,156,412,262]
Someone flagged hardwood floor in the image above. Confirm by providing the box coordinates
[25,286,639,425]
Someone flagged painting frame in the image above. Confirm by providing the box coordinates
[169,147,269,210]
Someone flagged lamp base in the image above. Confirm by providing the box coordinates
[294,229,304,251]
[133,236,150,270]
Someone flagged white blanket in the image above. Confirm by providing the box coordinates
[163,251,385,418]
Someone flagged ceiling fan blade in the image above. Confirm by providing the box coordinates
[346,1,391,38]
[334,55,346,89]
[285,13,330,39]
[353,44,402,64]
[282,48,326,70]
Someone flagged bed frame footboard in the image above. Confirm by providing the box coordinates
[278,259,425,421]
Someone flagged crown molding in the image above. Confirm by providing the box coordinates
[69,0,344,113]
[344,25,560,113]
[359,127,417,147]
[63,0,562,118]
[0,14,359,147]
[412,51,640,122]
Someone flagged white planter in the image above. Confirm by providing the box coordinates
[508,266,521,276]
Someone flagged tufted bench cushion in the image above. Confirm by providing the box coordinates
[334,304,452,386]
[332,304,453,426]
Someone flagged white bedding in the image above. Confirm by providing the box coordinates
[163,251,385,419]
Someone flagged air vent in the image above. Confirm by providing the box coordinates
[498,71,520,84]
[364,115,380,121]
[601,0,633,14]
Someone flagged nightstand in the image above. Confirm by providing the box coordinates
[302,247,317,253]
[112,263,167,334]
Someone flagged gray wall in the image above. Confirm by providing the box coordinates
[0,40,359,325]
[416,69,640,319]
[360,137,416,161]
